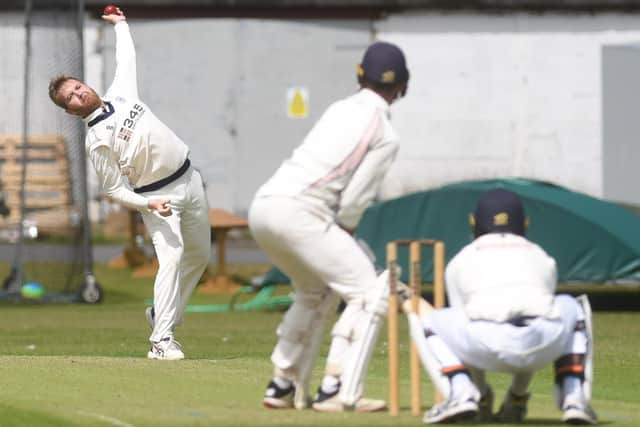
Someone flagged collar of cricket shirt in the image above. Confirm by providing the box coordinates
[360,88,391,114]
[84,101,115,128]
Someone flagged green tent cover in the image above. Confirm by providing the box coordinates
[263,178,640,285]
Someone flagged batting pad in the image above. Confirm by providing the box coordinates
[576,294,594,403]
[339,270,390,407]
[292,292,340,409]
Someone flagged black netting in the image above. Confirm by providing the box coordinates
[0,0,97,302]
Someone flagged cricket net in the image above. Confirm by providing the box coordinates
[0,0,101,303]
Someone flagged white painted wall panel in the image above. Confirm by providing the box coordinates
[50,12,640,213]
[377,13,640,199]
[98,18,370,213]
[602,43,640,206]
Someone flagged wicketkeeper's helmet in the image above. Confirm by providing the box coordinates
[357,41,410,87]
[470,188,528,237]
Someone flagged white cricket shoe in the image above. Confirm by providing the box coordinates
[145,306,155,330]
[147,337,184,360]
[423,389,479,424]
[311,386,386,413]
[562,397,598,425]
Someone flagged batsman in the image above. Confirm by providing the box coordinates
[407,189,597,424]
[249,41,410,412]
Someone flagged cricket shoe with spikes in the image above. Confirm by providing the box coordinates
[147,337,184,360]
[311,384,386,413]
[263,379,294,409]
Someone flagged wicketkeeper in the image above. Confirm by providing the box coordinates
[407,189,597,425]
[249,41,410,412]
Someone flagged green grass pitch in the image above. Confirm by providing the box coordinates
[0,262,639,426]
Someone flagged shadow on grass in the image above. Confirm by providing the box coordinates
[0,403,86,427]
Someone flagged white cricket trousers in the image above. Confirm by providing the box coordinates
[249,196,379,373]
[140,167,211,343]
[425,295,583,372]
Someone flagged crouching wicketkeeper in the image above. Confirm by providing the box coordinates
[407,189,597,425]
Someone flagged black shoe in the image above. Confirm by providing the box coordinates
[496,389,530,422]
[312,383,340,404]
[263,379,294,409]
[476,384,494,421]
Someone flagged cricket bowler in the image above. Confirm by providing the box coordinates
[48,7,211,360]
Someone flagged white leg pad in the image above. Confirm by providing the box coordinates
[407,313,452,400]
[292,292,340,409]
[576,294,594,403]
[553,294,594,409]
[338,270,390,407]
[271,303,315,371]
[271,292,338,409]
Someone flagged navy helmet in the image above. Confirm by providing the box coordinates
[357,41,409,86]
[470,189,527,237]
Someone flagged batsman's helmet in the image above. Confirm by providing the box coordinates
[470,189,528,238]
[357,41,409,87]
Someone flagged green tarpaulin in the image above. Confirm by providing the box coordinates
[264,178,640,285]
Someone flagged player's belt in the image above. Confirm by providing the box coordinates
[507,316,537,327]
[133,158,191,194]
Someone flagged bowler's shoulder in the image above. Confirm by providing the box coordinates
[103,92,131,106]
[85,123,114,152]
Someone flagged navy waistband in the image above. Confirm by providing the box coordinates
[134,158,190,194]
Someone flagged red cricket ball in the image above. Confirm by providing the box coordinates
[103,5,120,15]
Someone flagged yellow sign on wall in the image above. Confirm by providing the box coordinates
[287,87,309,119]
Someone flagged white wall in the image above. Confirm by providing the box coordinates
[80,12,640,213]
[89,18,370,214]
[377,12,640,200]
[602,43,640,206]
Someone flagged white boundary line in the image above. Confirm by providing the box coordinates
[76,410,134,427]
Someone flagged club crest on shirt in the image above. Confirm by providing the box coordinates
[118,127,133,142]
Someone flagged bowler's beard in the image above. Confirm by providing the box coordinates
[81,92,103,117]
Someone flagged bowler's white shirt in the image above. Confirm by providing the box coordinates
[255,88,399,230]
[445,233,560,322]
[83,22,189,210]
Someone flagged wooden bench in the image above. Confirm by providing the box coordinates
[0,135,73,234]
[110,208,250,294]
